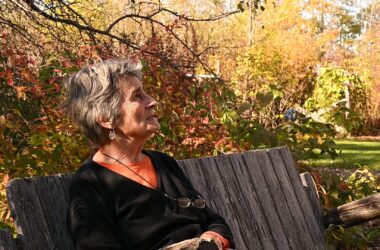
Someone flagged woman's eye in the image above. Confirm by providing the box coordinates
[134,93,143,100]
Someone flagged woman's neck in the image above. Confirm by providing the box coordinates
[95,138,146,164]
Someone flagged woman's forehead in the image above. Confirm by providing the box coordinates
[120,76,143,93]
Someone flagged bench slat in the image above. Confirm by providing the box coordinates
[179,157,253,249]
[59,173,75,203]
[227,153,278,249]
[6,178,55,250]
[268,148,321,248]
[0,229,17,250]
[32,175,75,250]
[242,151,291,249]
[207,155,262,249]
[254,150,303,249]
[179,148,326,249]
[279,147,325,246]
[300,172,324,232]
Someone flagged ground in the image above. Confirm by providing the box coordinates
[302,137,380,172]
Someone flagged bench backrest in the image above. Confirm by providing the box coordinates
[5,147,325,249]
[0,229,17,250]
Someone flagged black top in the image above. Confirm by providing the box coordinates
[67,150,234,250]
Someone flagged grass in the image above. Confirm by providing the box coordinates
[302,138,380,171]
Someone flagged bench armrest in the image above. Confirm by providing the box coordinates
[324,193,380,227]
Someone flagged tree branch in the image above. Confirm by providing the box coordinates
[160,7,241,22]
[22,0,141,50]
[21,0,239,79]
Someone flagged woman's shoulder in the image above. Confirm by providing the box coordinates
[74,156,97,173]
[143,150,177,163]
[70,157,102,187]
[143,150,190,178]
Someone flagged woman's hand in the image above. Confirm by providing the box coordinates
[200,233,223,250]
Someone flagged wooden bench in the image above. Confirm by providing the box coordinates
[1,147,379,250]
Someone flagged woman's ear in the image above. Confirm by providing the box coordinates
[96,117,113,129]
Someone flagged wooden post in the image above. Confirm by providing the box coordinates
[344,80,351,137]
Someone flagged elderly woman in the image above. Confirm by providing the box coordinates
[64,58,234,250]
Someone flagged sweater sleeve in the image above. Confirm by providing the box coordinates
[201,231,231,249]
[68,177,122,250]
[202,206,234,247]
[159,152,235,247]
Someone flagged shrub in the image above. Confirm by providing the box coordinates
[314,167,380,248]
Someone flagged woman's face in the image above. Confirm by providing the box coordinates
[115,76,160,141]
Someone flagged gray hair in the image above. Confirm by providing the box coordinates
[62,58,142,146]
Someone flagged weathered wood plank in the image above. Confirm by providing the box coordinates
[278,147,326,248]
[300,172,324,232]
[179,156,254,249]
[267,149,316,249]
[254,150,302,250]
[178,158,218,209]
[199,156,246,246]
[58,173,75,203]
[206,154,263,249]
[241,151,290,249]
[6,178,55,250]
[180,148,327,249]
[0,229,17,250]
[32,175,75,250]
[324,193,380,227]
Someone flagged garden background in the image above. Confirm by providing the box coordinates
[0,0,379,248]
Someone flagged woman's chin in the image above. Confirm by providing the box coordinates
[147,123,160,134]
[146,118,160,131]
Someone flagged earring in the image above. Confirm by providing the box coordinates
[109,128,116,140]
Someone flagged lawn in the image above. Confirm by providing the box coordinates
[302,138,380,172]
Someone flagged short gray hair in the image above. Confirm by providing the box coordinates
[63,58,142,146]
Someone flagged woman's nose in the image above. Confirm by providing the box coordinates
[146,95,158,109]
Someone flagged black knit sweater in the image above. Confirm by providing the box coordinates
[67,150,234,250]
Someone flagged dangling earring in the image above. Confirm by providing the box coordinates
[109,127,116,140]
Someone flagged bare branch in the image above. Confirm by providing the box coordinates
[160,8,241,22]
[106,13,156,33]
[19,0,240,79]
[22,0,141,50]
[144,17,222,79]
[56,0,92,27]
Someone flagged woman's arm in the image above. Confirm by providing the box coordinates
[68,179,122,250]
[200,207,233,249]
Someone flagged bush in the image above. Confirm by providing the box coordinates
[220,87,340,161]
[313,167,380,248]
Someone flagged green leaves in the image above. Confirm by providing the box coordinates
[237,1,245,12]
[304,67,366,135]
[329,106,361,132]
[256,91,273,107]
[320,167,380,249]
[237,102,251,115]
[347,168,379,199]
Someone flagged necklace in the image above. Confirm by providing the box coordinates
[100,151,156,189]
